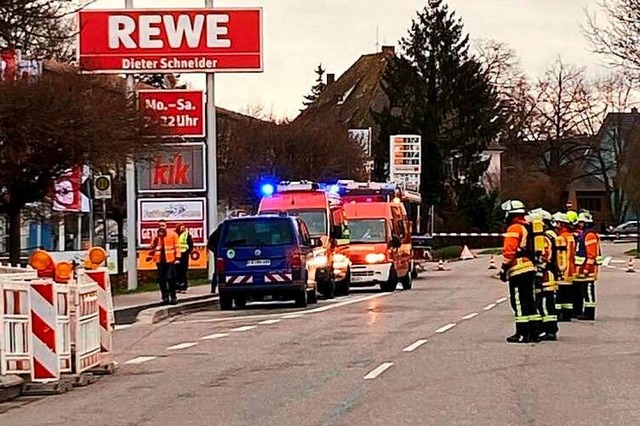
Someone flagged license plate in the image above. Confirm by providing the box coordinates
[350,275,369,283]
[247,259,271,267]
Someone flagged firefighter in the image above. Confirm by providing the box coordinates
[553,212,576,322]
[530,208,561,341]
[500,200,538,343]
[567,210,582,318]
[574,211,602,320]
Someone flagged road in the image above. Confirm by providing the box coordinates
[3,243,640,425]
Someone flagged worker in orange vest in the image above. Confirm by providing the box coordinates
[553,213,576,322]
[149,220,182,305]
[574,211,602,320]
[500,200,538,343]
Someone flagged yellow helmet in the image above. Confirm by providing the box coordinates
[566,210,579,224]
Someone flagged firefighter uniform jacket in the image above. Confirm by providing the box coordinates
[502,217,536,278]
[557,227,576,285]
[575,228,602,281]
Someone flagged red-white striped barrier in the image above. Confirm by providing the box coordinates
[71,274,101,373]
[29,280,60,383]
[55,283,71,374]
[265,273,292,283]
[84,269,114,356]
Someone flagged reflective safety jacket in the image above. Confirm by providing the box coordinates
[575,228,602,281]
[151,232,181,264]
[541,230,558,291]
[178,231,194,256]
[502,217,536,278]
[557,226,576,284]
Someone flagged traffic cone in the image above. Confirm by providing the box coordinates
[460,245,475,260]
[627,257,635,273]
[488,255,497,270]
[437,259,445,271]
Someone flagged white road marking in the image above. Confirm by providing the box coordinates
[495,297,508,304]
[281,314,304,319]
[364,362,394,380]
[200,333,229,341]
[603,256,613,266]
[305,293,392,314]
[114,324,132,331]
[435,323,457,334]
[403,339,428,352]
[231,325,257,332]
[167,342,198,351]
[462,313,479,320]
[125,356,157,365]
[483,303,497,311]
[258,319,282,325]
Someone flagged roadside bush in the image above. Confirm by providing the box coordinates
[432,245,463,260]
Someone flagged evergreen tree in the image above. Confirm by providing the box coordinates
[302,64,327,108]
[373,0,503,228]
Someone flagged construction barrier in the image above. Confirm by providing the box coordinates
[1,276,32,377]
[84,269,114,357]
[70,273,101,374]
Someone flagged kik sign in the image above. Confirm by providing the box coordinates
[77,9,263,73]
[137,143,206,193]
[138,90,205,137]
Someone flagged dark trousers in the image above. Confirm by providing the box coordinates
[538,290,559,335]
[157,262,177,301]
[572,281,584,317]
[583,280,596,320]
[509,272,537,337]
[556,284,573,322]
[176,253,190,291]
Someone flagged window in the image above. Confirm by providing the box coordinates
[349,219,387,244]
[298,220,311,246]
[221,219,294,247]
[296,211,328,237]
[577,197,603,212]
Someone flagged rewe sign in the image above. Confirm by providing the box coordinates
[77,9,263,73]
[138,90,205,137]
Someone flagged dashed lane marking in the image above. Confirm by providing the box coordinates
[258,319,282,325]
[231,325,258,332]
[364,362,394,380]
[462,313,479,320]
[495,297,508,304]
[200,333,229,341]
[435,323,457,334]
[281,314,305,319]
[483,303,497,311]
[167,342,198,351]
[125,356,157,365]
[403,339,428,353]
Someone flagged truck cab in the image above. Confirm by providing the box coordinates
[258,181,351,298]
[343,200,414,291]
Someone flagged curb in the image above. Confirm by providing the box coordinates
[136,297,219,325]
[114,293,214,325]
[0,375,24,404]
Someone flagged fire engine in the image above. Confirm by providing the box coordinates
[257,181,351,299]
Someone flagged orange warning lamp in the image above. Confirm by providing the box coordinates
[84,247,108,270]
[29,250,55,278]
[54,261,74,283]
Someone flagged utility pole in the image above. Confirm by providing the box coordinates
[125,0,137,290]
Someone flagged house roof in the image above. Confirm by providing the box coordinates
[596,110,640,140]
[294,48,395,128]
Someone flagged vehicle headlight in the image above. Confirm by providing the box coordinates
[365,253,387,264]
[313,255,328,267]
[333,254,348,264]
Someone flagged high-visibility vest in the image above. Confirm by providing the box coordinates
[502,219,535,278]
[152,233,180,263]
[178,231,189,252]
[575,229,602,280]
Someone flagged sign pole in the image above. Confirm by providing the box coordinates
[125,0,137,290]
[205,0,218,284]
[102,199,108,250]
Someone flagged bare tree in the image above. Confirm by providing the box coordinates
[0,73,165,264]
[0,1,95,60]
[585,0,640,73]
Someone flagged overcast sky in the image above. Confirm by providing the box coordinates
[90,0,605,119]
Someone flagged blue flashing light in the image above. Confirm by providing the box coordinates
[260,183,275,197]
[329,184,341,195]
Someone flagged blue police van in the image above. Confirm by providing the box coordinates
[216,215,322,310]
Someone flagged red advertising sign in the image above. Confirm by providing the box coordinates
[138,90,205,137]
[77,8,263,73]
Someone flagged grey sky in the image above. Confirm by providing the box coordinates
[90,0,604,119]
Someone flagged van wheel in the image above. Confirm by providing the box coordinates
[295,289,308,308]
[219,293,233,311]
[320,277,336,299]
[307,288,318,304]
[381,268,398,293]
[336,278,350,296]
[234,297,247,309]
[400,270,413,290]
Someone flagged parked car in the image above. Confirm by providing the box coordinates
[608,221,640,240]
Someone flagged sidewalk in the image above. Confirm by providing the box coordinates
[113,284,213,310]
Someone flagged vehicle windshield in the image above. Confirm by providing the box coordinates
[348,219,387,243]
[221,219,294,247]
[297,211,328,236]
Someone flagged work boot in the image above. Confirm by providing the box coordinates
[506,334,530,344]
[169,295,178,305]
[542,333,557,341]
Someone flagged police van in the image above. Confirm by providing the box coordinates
[215,215,322,310]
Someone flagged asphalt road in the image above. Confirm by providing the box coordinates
[3,244,640,425]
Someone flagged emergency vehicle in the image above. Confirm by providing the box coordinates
[343,200,414,291]
[258,181,351,299]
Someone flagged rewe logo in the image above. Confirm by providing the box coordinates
[153,153,190,185]
[109,13,231,50]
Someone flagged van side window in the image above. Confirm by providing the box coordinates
[298,220,312,246]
